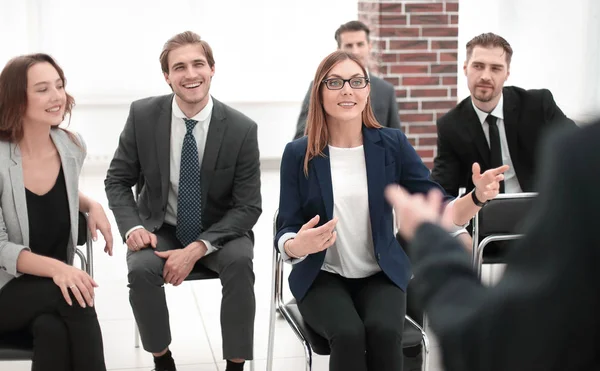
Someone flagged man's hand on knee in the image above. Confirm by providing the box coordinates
[126,229,157,251]
[155,242,206,286]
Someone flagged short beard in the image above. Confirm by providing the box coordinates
[473,92,493,103]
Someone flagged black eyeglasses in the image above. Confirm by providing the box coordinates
[321,77,369,90]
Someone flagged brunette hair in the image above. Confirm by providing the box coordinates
[159,31,215,73]
[0,53,75,143]
[466,32,513,65]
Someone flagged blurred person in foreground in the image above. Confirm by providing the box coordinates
[386,119,596,371]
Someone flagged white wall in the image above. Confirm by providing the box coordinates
[458,0,600,123]
[0,0,358,164]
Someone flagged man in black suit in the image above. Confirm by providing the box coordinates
[293,20,401,139]
[385,118,598,371]
[431,32,576,197]
[105,31,261,371]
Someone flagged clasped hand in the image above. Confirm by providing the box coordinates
[155,241,207,286]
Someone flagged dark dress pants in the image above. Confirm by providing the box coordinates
[297,270,406,371]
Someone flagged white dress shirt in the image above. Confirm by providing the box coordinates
[471,95,523,193]
[126,96,217,255]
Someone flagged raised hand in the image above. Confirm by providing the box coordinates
[285,215,338,257]
[472,162,509,202]
[385,185,444,240]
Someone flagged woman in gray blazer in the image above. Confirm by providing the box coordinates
[0,54,113,371]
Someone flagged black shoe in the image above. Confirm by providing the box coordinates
[152,350,176,371]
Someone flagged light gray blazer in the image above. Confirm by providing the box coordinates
[0,128,86,292]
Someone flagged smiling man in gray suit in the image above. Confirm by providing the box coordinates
[293,20,401,139]
[105,31,261,371]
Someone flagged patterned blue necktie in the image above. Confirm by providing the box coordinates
[176,118,202,246]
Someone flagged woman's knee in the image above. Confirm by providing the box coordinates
[364,319,404,344]
[328,321,367,351]
[31,313,69,341]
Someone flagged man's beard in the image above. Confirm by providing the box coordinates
[474,91,494,102]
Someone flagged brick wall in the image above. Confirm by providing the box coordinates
[358,0,459,168]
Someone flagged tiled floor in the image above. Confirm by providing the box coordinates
[2,165,445,371]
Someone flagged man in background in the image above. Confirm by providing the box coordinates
[293,20,401,139]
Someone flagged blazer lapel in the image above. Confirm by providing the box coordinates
[362,127,385,244]
[8,143,29,245]
[464,98,491,168]
[200,98,227,209]
[312,146,334,221]
[502,88,520,169]
[156,95,173,204]
[51,130,78,249]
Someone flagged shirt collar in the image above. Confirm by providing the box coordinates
[172,95,213,123]
[471,94,504,124]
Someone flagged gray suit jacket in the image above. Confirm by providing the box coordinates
[0,129,86,291]
[105,94,262,248]
[293,75,402,139]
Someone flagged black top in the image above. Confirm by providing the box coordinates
[25,166,70,262]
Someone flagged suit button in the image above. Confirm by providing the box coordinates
[152,226,159,232]
[376,253,381,261]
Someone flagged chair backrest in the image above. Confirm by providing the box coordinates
[471,193,537,274]
[77,212,88,246]
[474,193,537,238]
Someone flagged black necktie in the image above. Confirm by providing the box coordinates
[486,114,505,193]
[176,118,203,246]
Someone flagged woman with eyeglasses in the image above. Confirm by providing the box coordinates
[0,53,112,371]
[275,50,507,371]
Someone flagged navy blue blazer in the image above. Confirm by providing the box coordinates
[276,126,450,300]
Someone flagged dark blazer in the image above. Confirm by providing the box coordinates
[410,120,600,371]
[293,75,402,140]
[276,126,449,300]
[431,86,576,196]
[105,95,262,248]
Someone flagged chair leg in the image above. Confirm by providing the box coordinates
[266,303,277,371]
[302,340,312,371]
[134,322,141,348]
[421,337,430,371]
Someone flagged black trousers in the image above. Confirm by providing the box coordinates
[0,275,106,371]
[297,270,406,371]
[127,224,255,359]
